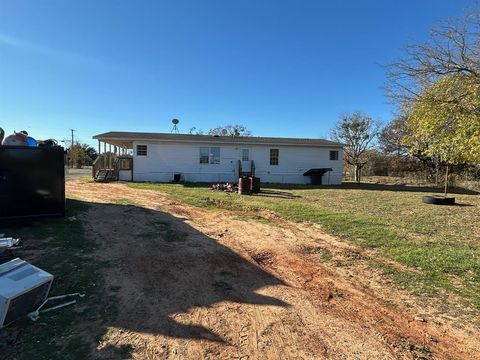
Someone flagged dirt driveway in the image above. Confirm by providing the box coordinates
[67,181,480,359]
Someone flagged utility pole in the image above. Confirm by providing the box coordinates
[70,129,75,147]
[69,129,76,168]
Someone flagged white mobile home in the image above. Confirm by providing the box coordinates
[92,132,343,185]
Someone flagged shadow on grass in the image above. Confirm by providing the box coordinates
[258,182,480,195]
[339,182,480,195]
[254,189,301,199]
[1,198,288,359]
[149,180,479,195]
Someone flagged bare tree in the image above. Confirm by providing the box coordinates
[331,112,379,183]
[378,116,444,183]
[386,10,480,107]
[208,124,252,137]
[378,116,409,157]
[188,127,204,135]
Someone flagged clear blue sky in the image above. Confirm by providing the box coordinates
[0,0,475,147]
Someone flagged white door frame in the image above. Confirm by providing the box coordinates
[240,148,251,174]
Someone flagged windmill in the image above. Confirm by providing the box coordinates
[171,119,180,134]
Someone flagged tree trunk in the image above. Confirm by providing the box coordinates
[444,165,449,197]
[354,164,361,184]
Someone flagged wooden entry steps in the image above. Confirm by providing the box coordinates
[94,169,118,182]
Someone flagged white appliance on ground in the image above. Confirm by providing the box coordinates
[0,258,54,328]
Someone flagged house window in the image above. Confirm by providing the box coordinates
[270,149,279,165]
[200,147,209,164]
[242,149,249,161]
[210,147,220,164]
[329,150,339,160]
[200,147,220,164]
[136,144,147,156]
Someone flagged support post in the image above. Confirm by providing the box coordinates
[109,144,112,169]
[444,165,449,197]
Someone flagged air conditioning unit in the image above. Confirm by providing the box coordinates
[0,258,54,328]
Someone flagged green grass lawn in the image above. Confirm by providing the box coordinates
[1,199,114,360]
[127,181,480,309]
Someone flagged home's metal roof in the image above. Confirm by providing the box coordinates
[303,168,333,176]
[93,131,343,148]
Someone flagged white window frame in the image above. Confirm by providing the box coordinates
[136,144,147,156]
[199,147,220,164]
[270,148,279,166]
[329,150,339,161]
[200,147,210,164]
[241,149,249,162]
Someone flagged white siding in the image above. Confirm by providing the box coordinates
[118,170,131,181]
[132,141,343,184]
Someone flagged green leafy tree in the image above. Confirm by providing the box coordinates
[386,10,480,191]
[82,143,97,162]
[69,142,98,168]
[404,75,480,195]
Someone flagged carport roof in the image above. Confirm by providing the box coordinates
[93,131,344,148]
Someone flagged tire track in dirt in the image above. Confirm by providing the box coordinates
[67,181,480,359]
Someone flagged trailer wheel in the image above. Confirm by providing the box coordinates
[422,195,455,205]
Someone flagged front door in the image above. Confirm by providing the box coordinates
[240,148,251,175]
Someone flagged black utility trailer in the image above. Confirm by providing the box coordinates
[0,146,65,221]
